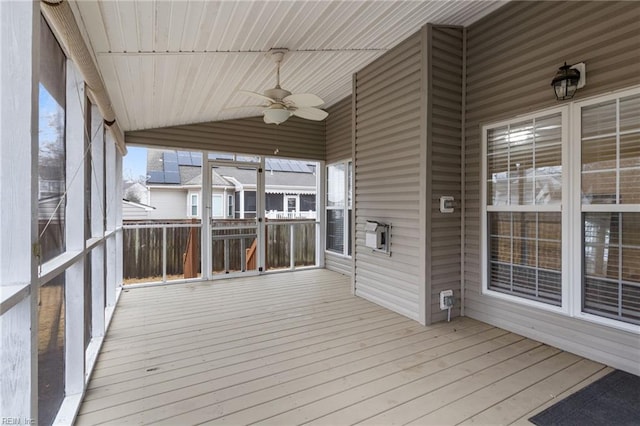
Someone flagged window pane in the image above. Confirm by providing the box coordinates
[582,100,616,138]
[212,195,223,217]
[244,191,256,213]
[347,209,353,256]
[488,212,561,305]
[39,17,67,263]
[487,114,561,206]
[300,194,316,212]
[620,167,640,204]
[619,94,640,133]
[39,83,67,263]
[327,163,345,208]
[347,161,353,209]
[487,126,509,206]
[38,274,65,426]
[583,212,640,324]
[326,209,344,253]
[581,94,640,206]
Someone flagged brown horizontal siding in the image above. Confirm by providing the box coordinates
[354,30,423,321]
[428,25,463,323]
[464,0,640,374]
[126,116,325,160]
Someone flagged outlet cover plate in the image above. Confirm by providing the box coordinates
[440,289,454,310]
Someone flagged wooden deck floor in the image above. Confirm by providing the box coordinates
[77,269,611,425]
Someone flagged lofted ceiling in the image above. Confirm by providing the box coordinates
[71,0,507,132]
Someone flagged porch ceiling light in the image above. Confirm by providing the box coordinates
[551,62,586,100]
[263,107,291,125]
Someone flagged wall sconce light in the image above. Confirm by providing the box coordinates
[551,62,586,100]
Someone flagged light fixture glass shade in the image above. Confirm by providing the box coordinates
[551,62,581,100]
[263,108,291,125]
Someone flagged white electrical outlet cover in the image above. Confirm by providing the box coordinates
[440,289,453,310]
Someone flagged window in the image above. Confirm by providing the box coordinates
[285,194,299,214]
[212,194,223,217]
[39,15,67,263]
[326,160,352,255]
[579,93,640,325]
[190,193,198,217]
[228,194,234,218]
[38,17,67,423]
[483,111,565,306]
[482,88,640,329]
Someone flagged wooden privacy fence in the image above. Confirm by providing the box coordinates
[265,221,316,270]
[123,220,201,281]
[123,219,317,282]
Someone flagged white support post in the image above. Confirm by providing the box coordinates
[316,162,325,268]
[257,161,265,273]
[105,131,117,308]
[202,158,212,279]
[0,1,39,420]
[115,150,123,288]
[64,61,86,397]
[90,104,105,338]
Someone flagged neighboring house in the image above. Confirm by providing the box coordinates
[122,180,149,204]
[144,149,317,220]
[122,198,155,221]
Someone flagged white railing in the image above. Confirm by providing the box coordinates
[265,210,317,220]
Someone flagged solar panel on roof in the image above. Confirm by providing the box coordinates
[163,152,179,173]
[191,152,203,166]
[164,171,180,184]
[177,151,192,166]
[147,171,165,183]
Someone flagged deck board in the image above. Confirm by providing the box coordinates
[77,269,608,425]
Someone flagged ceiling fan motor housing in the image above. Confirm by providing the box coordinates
[265,86,292,102]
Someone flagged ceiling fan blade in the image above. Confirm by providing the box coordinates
[283,93,324,107]
[239,90,275,103]
[291,107,329,121]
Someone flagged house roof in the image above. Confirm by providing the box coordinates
[71,1,507,132]
[146,149,316,188]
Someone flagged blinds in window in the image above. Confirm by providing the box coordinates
[487,113,562,206]
[582,95,640,204]
[582,93,640,325]
[485,112,563,306]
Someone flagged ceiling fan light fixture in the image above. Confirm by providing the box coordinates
[264,108,291,125]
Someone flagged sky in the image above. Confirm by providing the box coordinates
[123,146,148,182]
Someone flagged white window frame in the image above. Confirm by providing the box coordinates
[188,192,198,218]
[481,87,640,334]
[481,106,570,316]
[227,194,234,218]
[284,194,300,214]
[570,86,640,334]
[211,193,224,218]
[325,159,352,257]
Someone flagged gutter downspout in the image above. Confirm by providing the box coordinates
[41,0,127,155]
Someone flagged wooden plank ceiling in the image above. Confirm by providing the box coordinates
[71,0,507,131]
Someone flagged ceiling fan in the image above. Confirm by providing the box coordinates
[236,49,329,125]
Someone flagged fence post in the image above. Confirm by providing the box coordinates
[290,223,295,270]
[183,219,199,279]
[162,226,167,282]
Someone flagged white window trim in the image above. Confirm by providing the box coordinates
[188,192,199,218]
[569,86,640,334]
[325,159,352,258]
[481,106,570,316]
[285,194,300,214]
[481,87,640,334]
